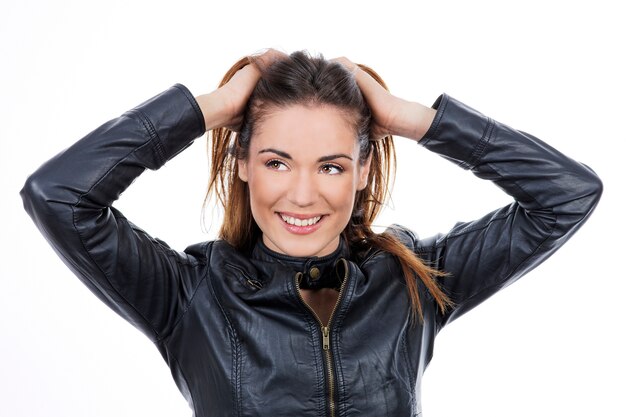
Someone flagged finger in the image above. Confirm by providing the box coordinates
[227,63,261,90]
[330,56,357,75]
[249,48,289,72]
[330,57,382,97]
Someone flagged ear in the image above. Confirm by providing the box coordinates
[357,152,373,191]
[237,158,249,182]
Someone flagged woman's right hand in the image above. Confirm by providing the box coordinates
[331,56,436,142]
[196,48,288,132]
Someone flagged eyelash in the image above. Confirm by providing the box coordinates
[320,164,344,175]
[265,159,344,175]
[265,159,286,170]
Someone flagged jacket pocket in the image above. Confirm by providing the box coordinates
[224,262,264,291]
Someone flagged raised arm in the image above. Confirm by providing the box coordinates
[19,50,284,342]
[20,84,208,342]
[334,56,603,329]
[414,94,602,328]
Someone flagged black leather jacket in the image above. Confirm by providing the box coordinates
[20,84,602,417]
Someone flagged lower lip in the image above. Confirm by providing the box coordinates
[277,213,325,235]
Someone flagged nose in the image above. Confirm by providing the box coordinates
[287,171,319,207]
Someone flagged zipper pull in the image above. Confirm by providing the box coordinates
[246,278,262,290]
[322,326,330,350]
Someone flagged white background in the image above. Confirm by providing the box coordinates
[1,1,624,416]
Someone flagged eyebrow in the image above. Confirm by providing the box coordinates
[258,148,353,162]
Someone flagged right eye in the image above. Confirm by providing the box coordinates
[265,159,288,171]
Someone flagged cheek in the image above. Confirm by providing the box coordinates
[246,169,283,216]
[325,176,358,211]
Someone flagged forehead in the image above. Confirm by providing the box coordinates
[251,104,358,153]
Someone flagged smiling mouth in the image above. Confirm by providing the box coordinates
[279,213,324,227]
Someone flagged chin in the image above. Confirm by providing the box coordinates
[270,234,338,258]
[280,242,320,258]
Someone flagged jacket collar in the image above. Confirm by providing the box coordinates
[251,235,350,290]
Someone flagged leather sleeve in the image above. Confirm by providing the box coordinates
[20,84,208,343]
[413,94,603,330]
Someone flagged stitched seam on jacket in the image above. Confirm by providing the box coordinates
[419,94,448,146]
[464,117,494,170]
[441,209,557,327]
[156,241,211,343]
[446,215,555,316]
[206,249,242,417]
[109,213,209,341]
[124,220,202,268]
[400,327,417,389]
[131,108,167,166]
[71,115,163,341]
[173,83,206,132]
[444,209,515,239]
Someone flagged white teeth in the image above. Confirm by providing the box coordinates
[280,214,322,226]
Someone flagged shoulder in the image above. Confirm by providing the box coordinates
[381,224,444,263]
[351,224,417,265]
[198,239,257,274]
[383,224,418,249]
[179,239,247,267]
[184,239,244,262]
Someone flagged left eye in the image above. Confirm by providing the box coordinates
[320,164,343,175]
[266,160,288,171]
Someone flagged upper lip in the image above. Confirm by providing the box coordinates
[277,211,325,220]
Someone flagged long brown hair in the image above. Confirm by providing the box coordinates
[204,50,451,324]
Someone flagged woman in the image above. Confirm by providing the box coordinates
[20,49,602,416]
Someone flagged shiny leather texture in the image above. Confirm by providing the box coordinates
[21,84,603,417]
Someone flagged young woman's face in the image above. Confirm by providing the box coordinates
[238,104,371,258]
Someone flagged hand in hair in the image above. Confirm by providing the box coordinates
[196,48,288,132]
[331,56,436,142]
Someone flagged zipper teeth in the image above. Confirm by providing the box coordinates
[325,347,335,417]
[295,258,349,417]
[328,258,349,322]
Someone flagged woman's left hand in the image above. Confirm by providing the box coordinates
[330,56,436,142]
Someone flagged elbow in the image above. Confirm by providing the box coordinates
[579,164,604,217]
[591,175,603,209]
[20,171,55,223]
[557,164,603,235]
